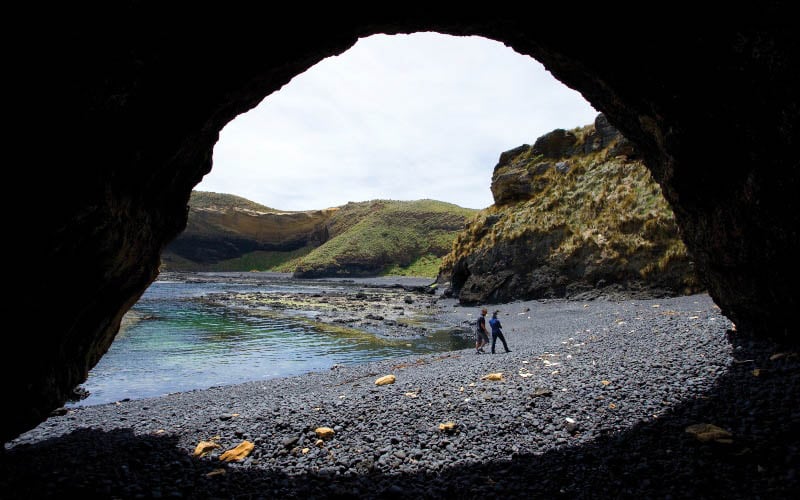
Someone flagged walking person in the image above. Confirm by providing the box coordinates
[475,308,490,354]
[489,310,511,354]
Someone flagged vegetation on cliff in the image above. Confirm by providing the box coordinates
[165,115,697,292]
[292,200,476,278]
[162,195,476,278]
[161,191,332,271]
[440,114,702,303]
[186,191,278,213]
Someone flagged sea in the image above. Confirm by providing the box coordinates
[69,274,471,407]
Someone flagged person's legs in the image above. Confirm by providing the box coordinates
[498,332,510,352]
[491,332,497,354]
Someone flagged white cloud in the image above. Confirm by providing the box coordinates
[197,32,598,211]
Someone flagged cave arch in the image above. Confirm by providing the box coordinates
[8,7,797,444]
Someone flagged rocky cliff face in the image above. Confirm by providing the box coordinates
[441,115,701,303]
[162,192,335,268]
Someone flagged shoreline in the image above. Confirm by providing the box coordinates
[157,270,437,288]
[194,274,450,340]
[5,289,795,498]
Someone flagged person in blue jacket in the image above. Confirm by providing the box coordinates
[488,310,511,354]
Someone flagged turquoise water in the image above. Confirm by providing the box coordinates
[71,278,470,407]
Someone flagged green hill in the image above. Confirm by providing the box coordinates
[187,191,278,213]
[292,199,477,278]
[162,194,477,278]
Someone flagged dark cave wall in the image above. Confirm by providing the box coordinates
[6,6,797,442]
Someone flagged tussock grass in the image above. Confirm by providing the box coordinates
[441,123,698,290]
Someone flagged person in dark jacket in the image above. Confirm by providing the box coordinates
[475,308,490,354]
[488,310,511,354]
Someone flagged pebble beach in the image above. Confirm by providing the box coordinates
[2,283,798,499]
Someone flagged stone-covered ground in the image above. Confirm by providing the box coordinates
[2,289,798,499]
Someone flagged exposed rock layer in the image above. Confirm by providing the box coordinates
[9,6,798,442]
[443,114,701,304]
[163,192,334,265]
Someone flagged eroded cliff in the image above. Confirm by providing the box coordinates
[162,191,335,269]
[441,115,702,303]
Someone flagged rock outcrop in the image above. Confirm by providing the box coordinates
[7,6,798,442]
[162,191,335,268]
[442,114,700,303]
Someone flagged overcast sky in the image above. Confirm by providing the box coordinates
[197,33,598,211]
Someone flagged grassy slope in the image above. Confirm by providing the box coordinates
[163,196,477,278]
[293,200,476,277]
[187,191,277,213]
[441,124,699,289]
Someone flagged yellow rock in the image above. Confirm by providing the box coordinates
[438,422,458,432]
[206,468,226,477]
[219,441,255,462]
[481,373,504,381]
[315,439,325,448]
[375,374,396,386]
[601,380,611,386]
[302,447,310,454]
[315,427,336,440]
[193,440,221,457]
[685,423,733,443]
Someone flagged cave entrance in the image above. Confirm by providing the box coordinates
[198,32,597,213]
[71,33,599,408]
[173,32,597,275]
